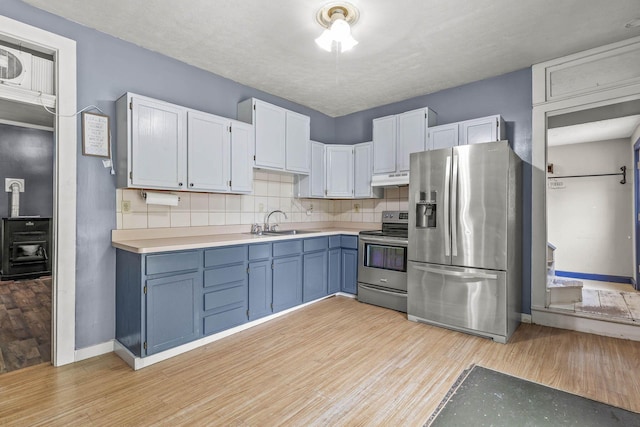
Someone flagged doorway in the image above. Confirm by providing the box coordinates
[0,15,77,367]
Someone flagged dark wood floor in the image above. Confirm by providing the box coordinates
[0,276,51,373]
[1,296,639,425]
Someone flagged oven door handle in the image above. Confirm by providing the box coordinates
[359,237,408,246]
[412,265,498,280]
[359,284,407,297]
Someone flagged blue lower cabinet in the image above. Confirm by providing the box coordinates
[248,259,273,320]
[202,263,248,336]
[145,271,200,355]
[341,249,358,294]
[303,250,328,302]
[272,255,303,312]
[328,248,341,294]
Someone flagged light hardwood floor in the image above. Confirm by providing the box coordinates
[1,296,640,426]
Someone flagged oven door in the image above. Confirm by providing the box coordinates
[358,236,408,292]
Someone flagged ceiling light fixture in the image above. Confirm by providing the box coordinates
[315,2,360,53]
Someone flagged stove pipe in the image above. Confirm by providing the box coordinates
[5,178,25,218]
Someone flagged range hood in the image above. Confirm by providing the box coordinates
[371,172,409,187]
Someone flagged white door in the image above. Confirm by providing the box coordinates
[230,120,254,193]
[428,123,459,150]
[310,141,326,198]
[354,142,373,198]
[326,145,354,198]
[372,115,397,174]
[397,108,427,172]
[285,111,310,173]
[254,99,286,170]
[187,111,229,192]
[459,115,498,145]
[131,97,186,189]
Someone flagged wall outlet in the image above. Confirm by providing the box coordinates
[354,203,360,213]
[122,200,131,213]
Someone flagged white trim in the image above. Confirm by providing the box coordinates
[531,308,640,341]
[0,117,54,132]
[0,16,77,367]
[117,294,340,370]
[74,340,115,362]
[520,313,532,324]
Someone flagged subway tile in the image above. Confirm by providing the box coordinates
[254,196,268,214]
[292,212,303,223]
[385,187,400,199]
[241,195,255,213]
[340,212,351,222]
[225,212,241,225]
[351,212,363,222]
[116,213,122,229]
[374,200,386,213]
[280,174,294,183]
[399,187,409,198]
[170,212,191,228]
[363,213,375,222]
[267,197,280,212]
[341,200,351,212]
[362,199,374,212]
[386,200,400,211]
[122,212,148,229]
[254,180,268,197]
[208,194,226,212]
[124,189,147,213]
[209,212,226,225]
[190,212,209,227]
[280,182,293,198]
[267,181,280,197]
[268,172,281,182]
[116,189,122,213]
[280,198,292,213]
[399,200,408,211]
[241,213,255,225]
[172,192,191,213]
[190,193,209,212]
[254,170,269,181]
[148,210,171,228]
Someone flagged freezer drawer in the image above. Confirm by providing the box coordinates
[407,261,507,339]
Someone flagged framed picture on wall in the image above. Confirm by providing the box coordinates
[82,111,110,158]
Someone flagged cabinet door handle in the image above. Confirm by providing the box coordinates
[178,182,183,187]
[189,183,194,187]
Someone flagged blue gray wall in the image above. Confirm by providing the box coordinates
[0,123,54,218]
[1,0,533,350]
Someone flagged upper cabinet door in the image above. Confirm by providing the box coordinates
[326,145,354,198]
[230,120,254,194]
[459,115,501,145]
[428,123,459,151]
[131,97,186,189]
[372,115,397,174]
[254,99,286,170]
[285,111,310,174]
[397,108,427,172]
[310,141,326,198]
[187,111,229,192]
[354,142,373,198]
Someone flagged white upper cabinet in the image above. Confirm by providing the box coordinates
[459,115,505,145]
[325,145,354,198]
[187,111,229,192]
[285,110,310,174]
[372,115,397,174]
[229,120,254,193]
[354,142,383,199]
[237,98,310,174]
[397,107,437,172]
[427,123,459,150]
[117,94,187,190]
[295,141,325,198]
[116,93,252,194]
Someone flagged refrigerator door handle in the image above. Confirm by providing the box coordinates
[443,155,451,257]
[412,265,498,280]
[451,154,459,257]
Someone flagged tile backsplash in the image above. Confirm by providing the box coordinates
[116,170,408,230]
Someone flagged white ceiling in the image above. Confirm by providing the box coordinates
[547,115,640,146]
[22,0,640,117]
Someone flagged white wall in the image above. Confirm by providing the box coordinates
[547,139,633,277]
[631,124,640,282]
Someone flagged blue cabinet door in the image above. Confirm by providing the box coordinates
[248,260,272,320]
[328,248,341,294]
[303,250,328,302]
[145,271,200,355]
[341,249,358,294]
[273,255,303,312]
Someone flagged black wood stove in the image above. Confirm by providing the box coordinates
[1,217,51,280]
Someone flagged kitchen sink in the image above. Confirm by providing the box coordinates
[263,229,317,235]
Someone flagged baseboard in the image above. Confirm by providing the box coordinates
[520,313,532,323]
[336,292,357,299]
[74,340,115,362]
[555,271,633,284]
[531,307,640,341]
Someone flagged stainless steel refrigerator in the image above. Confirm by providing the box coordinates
[407,141,522,343]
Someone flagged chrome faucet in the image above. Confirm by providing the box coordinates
[264,210,287,232]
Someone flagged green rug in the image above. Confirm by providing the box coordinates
[426,365,640,426]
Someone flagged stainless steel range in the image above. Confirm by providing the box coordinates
[358,211,408,312]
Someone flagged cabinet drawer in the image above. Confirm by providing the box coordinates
[146,251,200,276]
[304,237,328,252]
[273,240,303,257]
[203,283,246,312]
[341,235,358,249]
[329,235,341,248]
[203,306,246,336]
[204,246,246,268]
[204,264,246,288]
[249,243,271,260]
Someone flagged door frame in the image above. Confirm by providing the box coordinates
[0,16,77,366]
[635,139,640,290]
